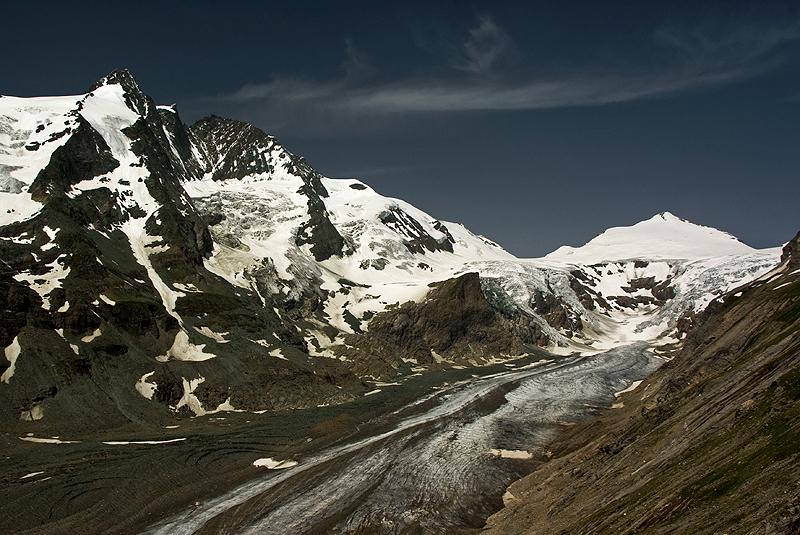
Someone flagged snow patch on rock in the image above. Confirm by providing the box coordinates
[159,330,216,362]
[175,377,207,416]
[253,458,298,469]
[1,336,21,383]
[12,255,70,310]
[135,371,157,400]
[490,449,534,460]
[81,328,102,343]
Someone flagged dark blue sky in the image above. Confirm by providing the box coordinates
[4,1,799,256]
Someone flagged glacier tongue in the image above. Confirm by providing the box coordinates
[471,249,779,354]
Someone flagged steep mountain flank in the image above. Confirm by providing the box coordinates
[482,231,800,535]
[0,73,362,430]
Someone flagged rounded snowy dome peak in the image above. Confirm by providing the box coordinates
[544,212,754,262]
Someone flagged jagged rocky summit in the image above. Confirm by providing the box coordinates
[0,70,782,430]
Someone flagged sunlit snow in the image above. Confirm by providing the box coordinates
[135,371,157,400]
[253,458,299,469]
[0,95,81,225]
[160,330,216,362]
[1,336,21,383]
[194,326,229,343]
[490,449,534,459]
[615,380,643,397]
[103,438,187,445]
[545,212,759,262]
[81,328,102,343]
[19,436,79,444]
[174,376,207,415]
[12,255,70,310]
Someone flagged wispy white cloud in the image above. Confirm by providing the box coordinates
[653,15,800,78]
[210,14,800,122]
[451,15,514,78]
[342,39,374,82]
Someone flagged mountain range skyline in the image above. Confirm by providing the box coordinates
[0,68,795,535]
[3,1,799,257]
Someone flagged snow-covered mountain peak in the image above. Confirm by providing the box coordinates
[543,211,756,263]
[0,78,144,208]
[89,68,141,93]
[0,71,784,428]
[88,68,152,117]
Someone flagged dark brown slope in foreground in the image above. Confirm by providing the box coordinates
[482,232,800,535]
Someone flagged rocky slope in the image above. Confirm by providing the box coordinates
[481,232,800,535]
[0,70,781,433]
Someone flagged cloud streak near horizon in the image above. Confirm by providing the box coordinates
[211,14,799,124]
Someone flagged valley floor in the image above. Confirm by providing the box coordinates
[1,345,660,535]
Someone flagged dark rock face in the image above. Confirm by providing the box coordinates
[333,273,536,378]
[609,293,657,308]
[375,273,503,359]
[359,258,390,270]
[189,115,330,198]
[379,205,455,254]
[28,117,120,203]
[124,119,213,264]
[295,191,345,261]
[89,69,152,118]
[569,273,598,311]
[622,276,656,292]
[190,116,283,182]
[531,288,583,334]
[0,281,42,357]
[781,230,800,269]
[651,278,675,302]
[483,233,800,535]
